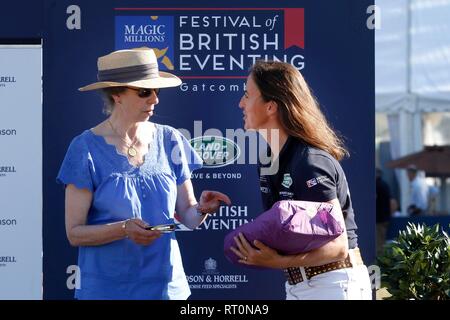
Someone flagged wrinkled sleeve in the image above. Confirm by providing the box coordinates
[170,129,203,185]
[56,136,95,192]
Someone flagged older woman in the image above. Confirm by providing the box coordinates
[230,61,372,300]
[57,47,230,300]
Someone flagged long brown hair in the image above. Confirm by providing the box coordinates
[250,60,349,161]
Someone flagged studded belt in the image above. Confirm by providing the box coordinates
[284,248,364,285]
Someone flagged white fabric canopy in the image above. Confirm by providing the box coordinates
[376,0,450,214]
[376,0,450,113]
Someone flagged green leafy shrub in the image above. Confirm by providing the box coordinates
[377,222,450,300]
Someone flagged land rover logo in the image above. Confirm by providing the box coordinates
[190,136,240,168]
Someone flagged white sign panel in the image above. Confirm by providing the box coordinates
[0,45,42,300]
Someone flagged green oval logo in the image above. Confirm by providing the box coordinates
[189,136,240,168]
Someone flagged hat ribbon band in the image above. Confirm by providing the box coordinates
[97,63,159,82]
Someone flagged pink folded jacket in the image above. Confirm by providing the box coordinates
[224,200,344,267]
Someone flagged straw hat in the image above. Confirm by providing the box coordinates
[78,47,181,91]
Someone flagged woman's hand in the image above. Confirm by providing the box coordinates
[230,233,284,269]
[197,190,232,214]
[124,218,162,246]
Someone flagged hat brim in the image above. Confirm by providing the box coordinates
[78,71,182,91]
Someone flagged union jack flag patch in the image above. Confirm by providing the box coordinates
[306,178,318,188]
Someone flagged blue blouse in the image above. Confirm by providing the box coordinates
[56,123,202,300]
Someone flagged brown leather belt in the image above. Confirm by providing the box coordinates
[284,248,364,285]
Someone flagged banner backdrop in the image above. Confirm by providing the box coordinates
[44,0,375,299]
[0,45,42,299]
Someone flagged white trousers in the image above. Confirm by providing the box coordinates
[285,265,372,300]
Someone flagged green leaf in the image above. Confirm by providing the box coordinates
[377,222,450,300]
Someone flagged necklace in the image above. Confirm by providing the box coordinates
[107,119,138,157]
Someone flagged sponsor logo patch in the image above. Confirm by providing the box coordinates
[306,176,330,188]
[281,173,293,188]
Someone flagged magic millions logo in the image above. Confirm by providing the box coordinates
[115,16,175,70]
[190,136,240,168]
[114,8,305,75]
